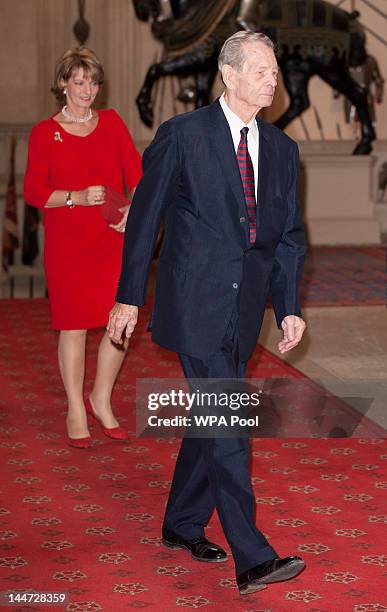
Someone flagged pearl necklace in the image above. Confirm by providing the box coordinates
[61,105,93,123]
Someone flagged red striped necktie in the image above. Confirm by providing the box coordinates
[237,126,256,244]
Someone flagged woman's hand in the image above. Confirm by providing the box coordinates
[75,186,106,206]
[109,205,130,233]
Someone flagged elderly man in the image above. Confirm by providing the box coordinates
[108,31,307,595]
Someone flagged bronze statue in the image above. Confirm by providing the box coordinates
[335,53,384,130]
[133,0,376,154]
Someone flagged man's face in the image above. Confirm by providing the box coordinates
[231,42,278,110]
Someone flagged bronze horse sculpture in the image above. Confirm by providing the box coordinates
[133,0,375,154]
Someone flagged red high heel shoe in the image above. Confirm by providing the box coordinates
[67,435,92,449]
[85,397,128,441]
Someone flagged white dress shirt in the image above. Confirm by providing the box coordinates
[219,92,259,197]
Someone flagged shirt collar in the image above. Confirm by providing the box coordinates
[219,92,258,140]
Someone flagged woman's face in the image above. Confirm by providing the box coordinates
[62,67,99,109]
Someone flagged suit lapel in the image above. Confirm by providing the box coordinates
[255,116,270,230]
[208,101,247,226]
[207,101,272,243]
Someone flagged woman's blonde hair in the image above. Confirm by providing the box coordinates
[51,47,104,101]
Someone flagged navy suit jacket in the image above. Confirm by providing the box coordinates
[116,100,306,362]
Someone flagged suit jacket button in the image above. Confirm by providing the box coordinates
[232,283,238,289]
[239,216,246,223]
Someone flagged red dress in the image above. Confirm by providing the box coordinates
[24,109,142,329]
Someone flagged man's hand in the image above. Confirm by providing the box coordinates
[107,303,138,344]
[278,315,306,354]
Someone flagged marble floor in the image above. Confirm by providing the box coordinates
[259,305,387,429]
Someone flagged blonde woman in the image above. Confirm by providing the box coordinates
[24,48,142,447]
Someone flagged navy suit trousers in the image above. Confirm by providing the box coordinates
[162,311,278,575]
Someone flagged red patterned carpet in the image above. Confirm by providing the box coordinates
[0,300,386,612]
[300,246,386,306]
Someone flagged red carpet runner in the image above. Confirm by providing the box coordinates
[0,300,386,611]
[300,246,386,307]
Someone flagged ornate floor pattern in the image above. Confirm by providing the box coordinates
[300,246,385,306]
[0,300,386,612]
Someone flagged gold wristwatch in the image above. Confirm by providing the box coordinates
[66,191,74,208]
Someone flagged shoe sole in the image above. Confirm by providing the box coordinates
[162,538,228,563]
[239,559,305,595]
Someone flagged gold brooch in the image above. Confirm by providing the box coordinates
[54,131,63,142]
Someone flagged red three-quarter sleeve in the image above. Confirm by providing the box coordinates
[122,127,143,191]
[110,110,142,191]
[24,123,54,209]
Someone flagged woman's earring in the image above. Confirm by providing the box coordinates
[63,88,67,95]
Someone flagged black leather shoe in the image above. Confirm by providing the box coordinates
[237,556,305,595]
[162,533,227,563]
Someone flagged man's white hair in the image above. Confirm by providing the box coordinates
[218,31,275,72]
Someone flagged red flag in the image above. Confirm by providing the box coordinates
[2,137,19,270]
